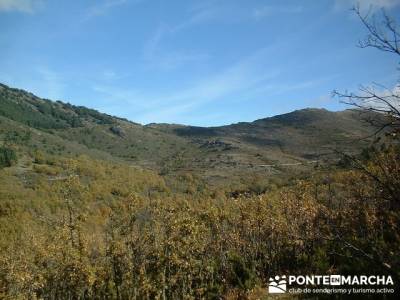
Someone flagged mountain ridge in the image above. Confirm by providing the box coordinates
[0,82,363,128]
[0,82,383,184]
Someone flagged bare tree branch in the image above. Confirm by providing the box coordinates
[333,7,400,138]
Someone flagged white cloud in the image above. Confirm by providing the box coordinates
[334,0,400,12]
[253,5,303,20]
[0,0,42,13]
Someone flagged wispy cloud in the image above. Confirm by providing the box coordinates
[334,0,400,12]
[167,1,250,34]
[0,66,66,100]
[310,94,335,106]
[174,2,224,31]
[246,78,335,99]
[133,48,282,123]
[91,46,281,124]
[142,1,304,71]
[91,84,143,107]
[253,5,304,20]
[35,67,66,100]
[141,1,248,71]
[85,0,141,19]
[142,24,210,71]
[100,14,325,124]
[0,0,43,13]
[102,70,119,81]
[132,56,335,124]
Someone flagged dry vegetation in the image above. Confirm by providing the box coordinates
[0,7,399,300]
[0,140,399,299]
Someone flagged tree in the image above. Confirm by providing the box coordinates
[330,6,400,283]
[333,6,400,136]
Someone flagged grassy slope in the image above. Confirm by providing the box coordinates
[0,83,382,186]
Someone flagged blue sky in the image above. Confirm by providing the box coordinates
[1,0,399,126]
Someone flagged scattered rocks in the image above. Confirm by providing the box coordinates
[200,139,233,150]
[109,126,126,138]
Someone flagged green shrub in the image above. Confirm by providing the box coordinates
[0,147,17,168]
[33,150,45,164]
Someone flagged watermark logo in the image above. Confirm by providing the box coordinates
[268,275,287,293]
[267,275,394,295]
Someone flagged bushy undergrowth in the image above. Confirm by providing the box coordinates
[0,144,399,299]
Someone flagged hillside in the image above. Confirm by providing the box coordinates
[150,108,381,182]
[0,83,382,186]
[1,83,399,299]
[0,83,198,167]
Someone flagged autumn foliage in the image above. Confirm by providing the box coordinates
[0,140,398,299]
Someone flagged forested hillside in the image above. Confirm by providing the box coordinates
[0,79,399,299]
